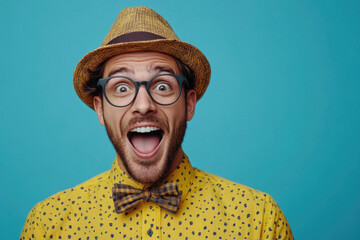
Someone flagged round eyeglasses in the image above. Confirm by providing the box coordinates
[97,74,188,107]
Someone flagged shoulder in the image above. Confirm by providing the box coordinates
[192,168,293,239]
[192,168,280,210]
[31,170,111,214]
[194,168,267,197]
[21,170,113,238]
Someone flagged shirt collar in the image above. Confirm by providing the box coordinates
[108,154,195,203]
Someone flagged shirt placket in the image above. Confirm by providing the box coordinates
[141,202,161,239]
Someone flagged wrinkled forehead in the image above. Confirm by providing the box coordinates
[103,51,180,77]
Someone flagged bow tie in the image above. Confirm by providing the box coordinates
[112,182,182,214]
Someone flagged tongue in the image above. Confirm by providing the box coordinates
[131,134,161,153]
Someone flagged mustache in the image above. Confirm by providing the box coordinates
[122,116,169,133]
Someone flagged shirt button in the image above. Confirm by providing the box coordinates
[147,228,153,237]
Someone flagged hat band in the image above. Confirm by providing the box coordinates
[107,32,166,45]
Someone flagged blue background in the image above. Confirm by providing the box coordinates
[1,0,359,239]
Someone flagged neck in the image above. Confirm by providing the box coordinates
[168,147,185,176]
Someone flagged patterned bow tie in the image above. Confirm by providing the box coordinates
[112,182,182,214]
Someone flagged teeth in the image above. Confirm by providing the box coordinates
[131,126,160,133]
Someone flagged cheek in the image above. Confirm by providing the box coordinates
[165,105,187,128]
[103,107,127,134]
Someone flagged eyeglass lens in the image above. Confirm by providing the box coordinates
[104,75,181,106]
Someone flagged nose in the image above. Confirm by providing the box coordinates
[131,85,156,115]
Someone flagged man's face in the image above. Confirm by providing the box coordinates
[93,52,196,185]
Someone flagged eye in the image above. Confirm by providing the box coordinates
[155,83,171,92]
[115,85,130,93]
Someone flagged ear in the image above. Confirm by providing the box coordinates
[186,90,197,121]
[93,96,105,126]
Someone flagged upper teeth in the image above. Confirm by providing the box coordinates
[131,126,160,133]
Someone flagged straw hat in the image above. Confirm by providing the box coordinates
[73,6,211,109]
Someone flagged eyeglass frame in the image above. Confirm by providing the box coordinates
[97,73,188,108]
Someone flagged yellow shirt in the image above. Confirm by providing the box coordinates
[21,155,293,239]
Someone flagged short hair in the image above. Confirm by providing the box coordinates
[83,56,195,98]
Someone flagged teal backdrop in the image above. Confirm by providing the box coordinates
[1,0,359,239]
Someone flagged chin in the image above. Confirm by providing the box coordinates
[120,148,173,185]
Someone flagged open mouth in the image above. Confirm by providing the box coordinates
[127,126,164,156]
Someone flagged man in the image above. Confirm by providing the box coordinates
[21,7,293,239]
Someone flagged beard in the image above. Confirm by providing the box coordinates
[104,114,187,186]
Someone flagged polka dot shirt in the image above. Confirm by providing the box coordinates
[21,155,293,239]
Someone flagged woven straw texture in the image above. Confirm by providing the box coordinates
[73,6,211,109]
[102,7,179,45]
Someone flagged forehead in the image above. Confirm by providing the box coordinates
[103,52,180,76]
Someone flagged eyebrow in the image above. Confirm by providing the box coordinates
[107,67,134,78]
[151,66,175,74]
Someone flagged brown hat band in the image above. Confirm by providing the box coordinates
[107,32,166,45]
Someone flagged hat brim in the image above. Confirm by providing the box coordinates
[73,39,211,109]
